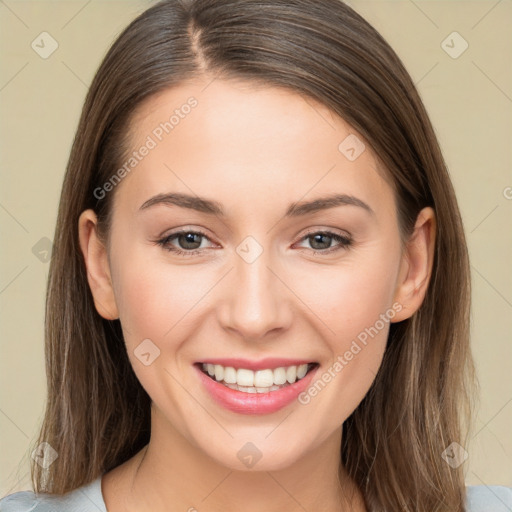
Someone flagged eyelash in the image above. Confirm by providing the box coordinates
[155,228,352,257]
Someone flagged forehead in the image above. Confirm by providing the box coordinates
[114,78,394,219]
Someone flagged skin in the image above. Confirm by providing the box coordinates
[78,77,436,512]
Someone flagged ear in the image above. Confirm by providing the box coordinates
[391,206,436,323]
[78,209,119,320]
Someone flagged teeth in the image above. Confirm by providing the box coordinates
[254,369,274,388]
[237,368,254,387]
[214,365,224,381]
[223,366,237,384]
[286,366,296,383]
[201,362,312,388]
[273,367,287,385]
[297,364,308,379]
[224,383,285,393]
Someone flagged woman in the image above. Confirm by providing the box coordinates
[1,0,511,510]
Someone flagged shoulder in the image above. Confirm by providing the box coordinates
[2,480,510,512]
[0,476,106,512]
[466,485,512,511]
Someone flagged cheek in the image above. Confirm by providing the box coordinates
[112,256,211,344]
[110,255,215,398]
[292,247,400,418]
[295,247,400,346]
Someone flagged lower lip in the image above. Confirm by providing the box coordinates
[194,364,319,415]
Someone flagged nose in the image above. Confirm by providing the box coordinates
[218,246,292,342]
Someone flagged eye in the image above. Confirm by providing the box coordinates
[155,229,215,257]
[154,228,352,257]
[294,230,352,254]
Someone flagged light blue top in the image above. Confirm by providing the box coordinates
[1,477,511,511]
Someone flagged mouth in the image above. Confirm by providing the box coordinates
[195,361,319,394]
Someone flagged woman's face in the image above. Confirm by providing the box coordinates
[81,78,432,472]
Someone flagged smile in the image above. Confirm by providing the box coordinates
[199,362,318,393]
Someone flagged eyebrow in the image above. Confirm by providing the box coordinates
[138,192,375,217]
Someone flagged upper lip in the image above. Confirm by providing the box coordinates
[196,358,317,371]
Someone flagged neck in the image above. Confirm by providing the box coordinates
[108,407,366,512]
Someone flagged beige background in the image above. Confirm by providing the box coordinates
[1,0,511,497]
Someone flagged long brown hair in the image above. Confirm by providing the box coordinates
[31,1,475,510]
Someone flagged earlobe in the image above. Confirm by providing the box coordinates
[78,209,119,320]
[391,207,436,323]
